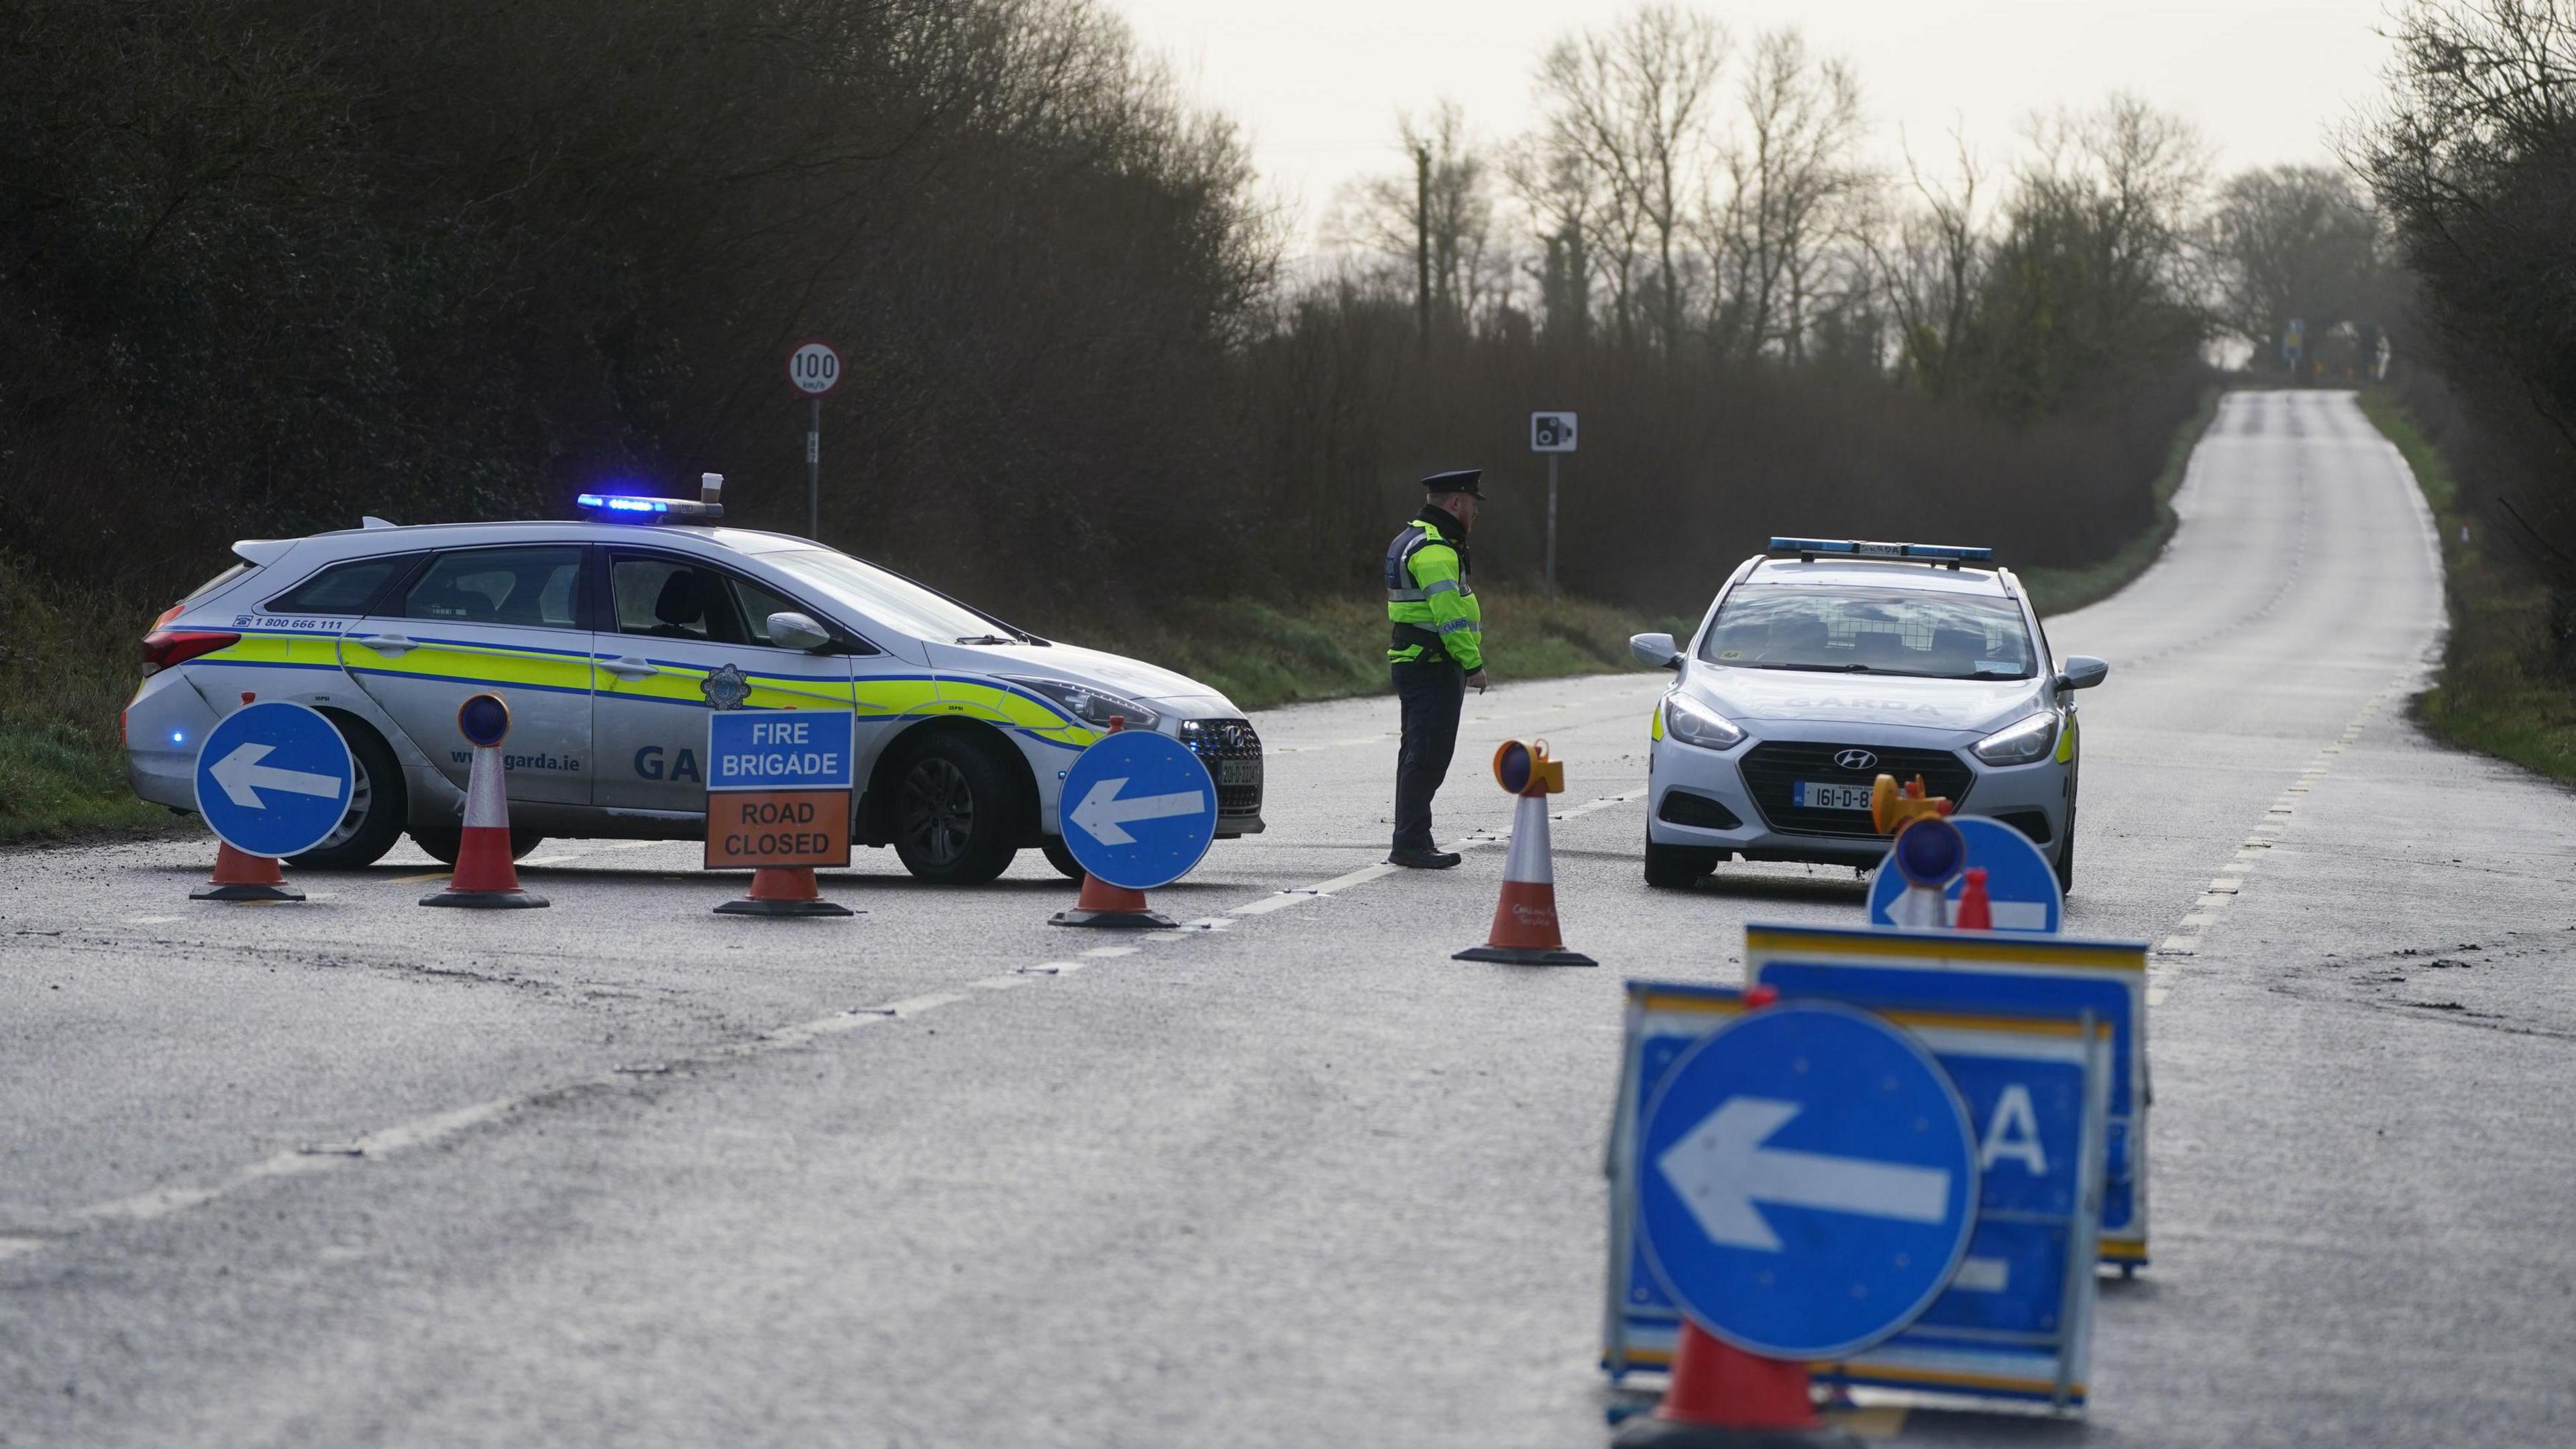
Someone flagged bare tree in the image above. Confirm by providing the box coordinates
[1328,100,1503,335]
[2206,165,2383,372]
[1866,128,1990,398]
[1534,5,1727,353]
[1703,29,1869,363]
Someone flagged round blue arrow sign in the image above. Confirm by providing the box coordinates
[1638,1002,1978,1360]
[191,701,355,860]
[1059,730,1216,891]
[1868,815,2064,932]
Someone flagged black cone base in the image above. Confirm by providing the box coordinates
[419,888,549,909]
[191,882,305,902]
[1049,907,1177,929]
[1454,943,1597,967]
[1612,1419,1860,1449]
[714,896,855,917]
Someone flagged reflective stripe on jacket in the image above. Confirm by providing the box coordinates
[1385,509,1483,672]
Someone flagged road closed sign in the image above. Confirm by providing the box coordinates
[704,712,853,869]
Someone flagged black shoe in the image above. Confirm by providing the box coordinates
[1388,847,1462,869]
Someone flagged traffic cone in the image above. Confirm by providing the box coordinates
[192,841,305,902]
[1454,789,1595,966]
[1611,1322,1859,1448]
[421,739,547,909]
[1955,867,1993,930]
[715,865,855,917]
[1050,871,1175,930]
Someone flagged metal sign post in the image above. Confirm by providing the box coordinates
[1531,411,1576,604]
[787,340,842,539]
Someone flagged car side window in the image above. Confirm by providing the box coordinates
[610,556,747,645]
[268,555,417,615]
[405,547,584,629]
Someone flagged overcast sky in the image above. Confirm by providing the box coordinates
[1111,0,2400,254]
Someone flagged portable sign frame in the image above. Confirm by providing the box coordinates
[191,700,356,861]
[1745,922,2150,1269]
[704,711,854,870]
[1605,978,2112,1411]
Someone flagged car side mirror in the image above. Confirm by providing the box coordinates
[767,610,833,653]
[1629,632,1682,671]
[2056,655,2109,692]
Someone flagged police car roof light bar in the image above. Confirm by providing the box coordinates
[576,492,724,523]
[1768,537,1994,568]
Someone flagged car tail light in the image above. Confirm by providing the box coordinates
[141,629,239,675]
[152,602,185,628]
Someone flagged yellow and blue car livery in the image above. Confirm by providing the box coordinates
[126,508,1263,882]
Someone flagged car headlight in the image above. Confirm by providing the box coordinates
[1663,693,1746,750]
[1005,676,1161,731]
[1973,710,2061,765]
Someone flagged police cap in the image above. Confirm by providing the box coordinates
[1421,468,1485,498]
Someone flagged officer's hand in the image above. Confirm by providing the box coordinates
[1466,669,1488,694]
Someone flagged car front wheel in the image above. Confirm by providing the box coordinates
[1644,837,1720,890]
[890,733,1024,885]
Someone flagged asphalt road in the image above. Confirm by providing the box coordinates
[5,389,2572,1447]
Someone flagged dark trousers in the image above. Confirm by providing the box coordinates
[1391,657,1466,852]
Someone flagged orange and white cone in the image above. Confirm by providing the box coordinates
[1454,790,1595,967]
[715,865,854,918]
[1611,1320,1856,1448]
[1050,870,1176,930]
[192,841,305,902]
[421,742,547,909]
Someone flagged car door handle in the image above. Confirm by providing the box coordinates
[599,657,659,679]
[364,633,417,655]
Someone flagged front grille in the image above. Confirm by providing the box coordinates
[1738,741,1974,839]
[1183,718,1264,817]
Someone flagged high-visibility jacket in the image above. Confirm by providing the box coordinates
[1385,506,1483,672]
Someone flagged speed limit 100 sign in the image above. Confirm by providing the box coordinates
[787,341,841,396]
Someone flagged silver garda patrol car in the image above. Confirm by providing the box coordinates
[1629,538,2106,892]
[125,488,1265,882]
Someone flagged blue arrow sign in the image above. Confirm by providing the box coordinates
[1059,730,1216,891]
[1637,1002,1977,1360]
[1869,816,2064,932]
[192,701,355,860]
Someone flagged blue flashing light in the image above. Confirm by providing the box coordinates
[171,730,186,745]
[575,492,721,523]
[1768,537,1994,564]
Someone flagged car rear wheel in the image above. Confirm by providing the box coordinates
[286,716,407,871]
[1040,835,1085,881]
[410,827,546,866]
[890,733,1022,885]
[1644,837,1720,890]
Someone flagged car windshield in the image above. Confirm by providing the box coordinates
[763,547,1028,644]
[1698,584,2036,680]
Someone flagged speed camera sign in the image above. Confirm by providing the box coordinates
[1532,411,1577,452]
[787,341,841,397]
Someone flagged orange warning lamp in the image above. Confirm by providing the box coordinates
[1869,772,1953,835]
[1492,738,1564,798]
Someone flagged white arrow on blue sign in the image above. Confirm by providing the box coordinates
[1059,730,1216,891]
[1638,1002,1978,1360]
[192,701,354,860]
[1868,816,2063,932]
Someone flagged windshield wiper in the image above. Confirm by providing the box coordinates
[954,634,1017,645]
[1747,661,1872,673]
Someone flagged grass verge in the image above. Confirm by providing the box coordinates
[1037,589,1689,712]
[2018,384,2221,618]
[2357,390,2576,786]
[0,554,176,843]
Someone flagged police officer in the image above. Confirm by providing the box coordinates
[1385,469,1488,869]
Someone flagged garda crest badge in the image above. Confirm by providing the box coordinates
[700,663,753,712]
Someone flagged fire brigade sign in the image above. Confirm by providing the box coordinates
[704,711,853,869]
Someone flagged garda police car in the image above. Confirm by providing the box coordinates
[125,486,1265,882]
[1630,538,2106,892]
